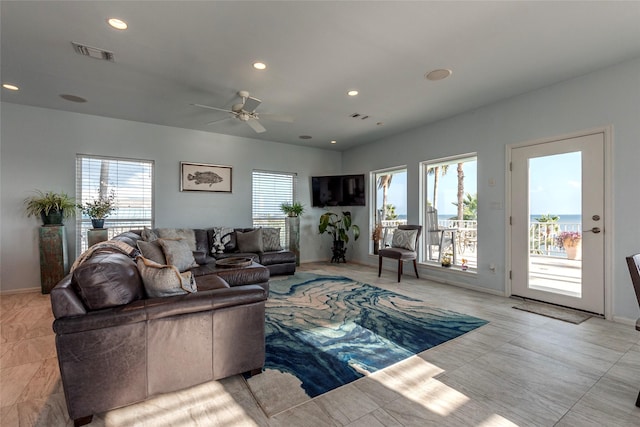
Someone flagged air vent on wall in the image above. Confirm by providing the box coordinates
[71,42,114,61]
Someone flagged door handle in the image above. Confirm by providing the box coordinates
[583,227,601,234]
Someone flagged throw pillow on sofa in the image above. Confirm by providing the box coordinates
[156,228,197,251]
[71,252,145,310]
[136,257,197,298]
[210,226,235,254]
[236,228,263,253]
[137,240,167,265]
[141,227,158,242]
[158,239,198,272]
[262,227,282,251]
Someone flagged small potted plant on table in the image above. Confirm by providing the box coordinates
[78,190,116,229]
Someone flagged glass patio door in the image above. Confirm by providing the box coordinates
[510,132,605,314]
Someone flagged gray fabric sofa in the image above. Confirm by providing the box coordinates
[51,231,270,426]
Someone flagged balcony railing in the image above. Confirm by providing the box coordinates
[529,222,581,257]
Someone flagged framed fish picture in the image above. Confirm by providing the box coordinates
[180,162,232,193]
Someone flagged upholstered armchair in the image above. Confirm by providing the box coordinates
[378,225,422,282]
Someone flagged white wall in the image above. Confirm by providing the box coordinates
[343,57,640,322]
[0,104,341,292]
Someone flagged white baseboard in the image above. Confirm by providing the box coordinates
[0,286,41,295]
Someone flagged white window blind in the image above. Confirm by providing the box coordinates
[252,170,296,246]
[76,155,154,254]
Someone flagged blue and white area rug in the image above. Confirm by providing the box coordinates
[245,272,488,416]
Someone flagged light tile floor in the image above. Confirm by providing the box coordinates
[1,262,639,426]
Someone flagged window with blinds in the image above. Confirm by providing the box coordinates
[252,170,296,247]
[76,155,154,254]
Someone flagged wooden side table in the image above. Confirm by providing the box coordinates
[39,226,69,294]
[88,228,109,247]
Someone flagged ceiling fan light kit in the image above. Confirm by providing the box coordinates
[192,90,292,134]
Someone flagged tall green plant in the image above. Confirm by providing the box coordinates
[24,190,76,218]
[318,211,360,243]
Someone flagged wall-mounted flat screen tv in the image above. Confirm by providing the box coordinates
[311,174,366,207]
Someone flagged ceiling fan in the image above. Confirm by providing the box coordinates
[192,90,293,134]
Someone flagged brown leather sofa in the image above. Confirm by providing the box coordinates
[145,227,296,276]
[51,232,270,426]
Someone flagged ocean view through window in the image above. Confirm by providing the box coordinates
[422,155,477,268]
[76,155,154,255]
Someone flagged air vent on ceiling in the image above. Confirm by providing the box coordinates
[350,113,370,120]
[71,42,114,61]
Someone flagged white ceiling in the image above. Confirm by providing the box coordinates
[2,1,640,151]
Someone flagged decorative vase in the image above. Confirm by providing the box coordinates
[373,240,379,255]
[41,209,64,226]
[91,219,105,229]
[565,240,582,260]
[331,240,347,263]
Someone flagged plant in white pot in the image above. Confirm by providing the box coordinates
[77,190,116,229]
[280,202,305,217]
[280,202,305,266]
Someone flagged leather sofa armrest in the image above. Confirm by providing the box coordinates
[145,285,267,320]
[51,275,87,319]
[53,300,147,335]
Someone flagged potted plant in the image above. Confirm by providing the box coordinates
[280,202,305,217]
[556,231,582,260]
[77,190,116,229]
[441,252,453,267]
[318,211,360,262]
[24,190,76,226]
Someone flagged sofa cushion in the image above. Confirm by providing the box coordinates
[137,240,167,265]
[136,257,197,298]
[236,229,263,253]
[141,227,158,242]
[71,252,144,310]
[194,229,210,253]
[259,250,296,266]
[261,227,282,251]
[158,239,198,272]
[156,228,197,251]
[111,231,142,249]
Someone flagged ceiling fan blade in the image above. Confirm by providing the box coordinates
[205,116,233,126]
[242,96,262,113]
[260,113,294,123]
[246,118,266,133]
[191,103,233,113]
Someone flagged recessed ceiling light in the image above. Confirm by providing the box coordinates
[347,90,358,96]
[60,94,87,103]
[425,69,452,81]
[330,140,337,144]
[253,62,266,70]
[2,83,19,91]
[107,18,128,30]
